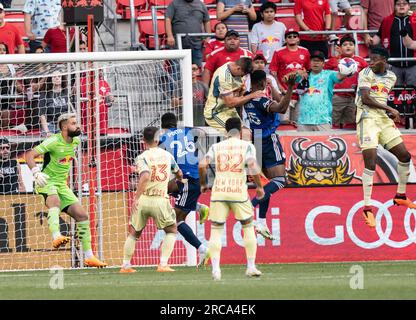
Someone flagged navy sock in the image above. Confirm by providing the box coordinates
[252,176,286,216]
[259,197,270,219]
[177,221,201,249]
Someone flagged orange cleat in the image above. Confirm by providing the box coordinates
[84,256,108,268]
[157,265,175,272]
[52,235,71,249]
[259,173,270,186]
[120,267,137,273]
[393,195,416,209]
[363,206,375,228]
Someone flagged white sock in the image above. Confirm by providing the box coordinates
[258,218,266,226]
[84,249,93,259]
[198,244,207,254]
[52,232,61,240]
[160,257,168,267]
[122,260,132,268]
[247,258,255,270]
[362,169,374,206]
[211,257,220,273]
[397,161,410,194]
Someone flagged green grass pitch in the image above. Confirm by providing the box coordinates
[1,261,416,300]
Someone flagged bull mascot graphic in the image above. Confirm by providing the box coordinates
[287,137,355,186]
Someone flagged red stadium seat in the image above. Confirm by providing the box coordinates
[148,0,172,7]
[4,12,26,38]
[116,0,147,19]
[138,10,167,49]
[208,9,219,32]
[275,7,299,31]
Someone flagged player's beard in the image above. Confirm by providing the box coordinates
[68,128,82,137]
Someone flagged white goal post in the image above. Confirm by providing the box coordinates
[0,49,199,271]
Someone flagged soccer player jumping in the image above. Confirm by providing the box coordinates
[244,70,296,239]
[25,113,107,268]
[355,46,415,228]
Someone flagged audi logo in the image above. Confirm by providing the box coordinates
[305,200,416,249]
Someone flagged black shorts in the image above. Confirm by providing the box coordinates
[172,177,201,214]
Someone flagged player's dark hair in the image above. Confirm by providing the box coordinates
[250,70,267,86]
[161,112,177,129]
[370,46,390,60]
[143,126,159,144]
[225,117,242,133]
[236,57,253,74]
[260,1,277,13]
[340,35,355,46]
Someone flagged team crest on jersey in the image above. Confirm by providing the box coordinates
[287,138,355,186]
[318,0,323,5]
[300,55,305,60]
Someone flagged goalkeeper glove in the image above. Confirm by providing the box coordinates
[400,29,408,37]
[32,166,49,188]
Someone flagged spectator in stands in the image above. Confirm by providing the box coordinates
[294,0,332,58]
[39,72,69,135]
[216,0,257,49]
[0,137,25,194]
[325,35,368,128]
[41,23,76,53]
[79,40,87,52]
[402,28,416,50]
[80,70,114,135]
[297,50,347,131]
[250,2,286,65]
[34,45,44,53]
[370,0,416,87]
[204,22,228,60]
[165,0,211,67]
[202,30,253,86]
[23,0,61,53]
[361,0,394,47]
[245,51,281,101]
[329,0,352,41]
[0,3,25,54]
[0,42,18,129]
[269,29,310,124]
[0,0,11,8]
[192,64,208,126]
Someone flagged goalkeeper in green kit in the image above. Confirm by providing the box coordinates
[25,113,107,268]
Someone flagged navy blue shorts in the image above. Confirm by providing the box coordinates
[172,177,201,213]
[261,133,286,169]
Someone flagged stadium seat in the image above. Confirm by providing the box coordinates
[275,7,299,31]
[4,12,26,38]
[208,9,219,32]
[137,10,167,49]
[148,0,173,7]
[116,0,147,19]
[106,127,130,135]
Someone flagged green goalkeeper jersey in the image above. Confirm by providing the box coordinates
[34,133,80,184]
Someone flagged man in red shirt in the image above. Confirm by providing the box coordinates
[269,29,310,124]
[361,0,394,46]
[42,23,76,53]
[325,35,368,128]
[0,3,25,54]
[202,30,253,86]
[294,0,331,58]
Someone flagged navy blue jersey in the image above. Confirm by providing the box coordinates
[243,96,280,138]
[159,127,199,179]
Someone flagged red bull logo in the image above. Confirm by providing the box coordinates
[58,156,74,165]
[371,84,390,96]
[260,36,280,45]
[307,86,321,95]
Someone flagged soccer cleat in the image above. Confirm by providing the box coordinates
[84,256,108,268]
[119,267,137,273]
[362,206,376,228]
[255,223,276,240]
[52,235,71,249]
[259,173,270,186]
[245,267,262,278]
[212,270,221,281]
[199,204,209,224]
[198,250,211,269]
[157,265,175,272]
[393,194,416,209]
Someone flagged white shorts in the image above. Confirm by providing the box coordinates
[329,0,351,13]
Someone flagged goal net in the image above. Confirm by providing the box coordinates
[0,50,196,271]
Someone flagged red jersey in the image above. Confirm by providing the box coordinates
[324,54,368,97]
[80,77,112,135]
[0,23,23,54]
[204,38,225,59]
[294,0,331,42]
[204,47,253,73]
[43,27,76,53]
[269,46,310,100]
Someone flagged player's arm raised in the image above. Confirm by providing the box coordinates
[268,73,296,114]
[360,88,400,122]
[24,148,49,188]
[221,90,265,108]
